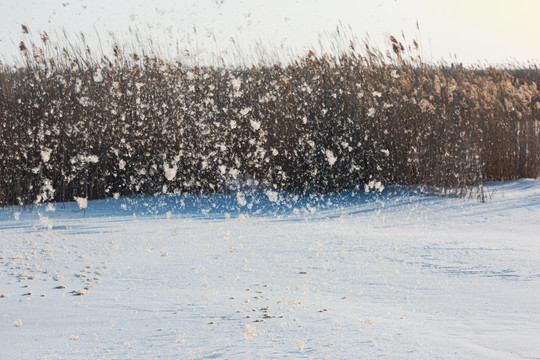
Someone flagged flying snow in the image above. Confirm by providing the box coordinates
[40,149,52,163]
[240,107,252,116]
[250,119,261,131]
[163,163,178,181]
[73,196,88,210]
[325,149,337,166]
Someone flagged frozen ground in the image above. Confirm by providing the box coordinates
[1,179,539,359]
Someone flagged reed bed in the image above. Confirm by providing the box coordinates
[0,27,539,206]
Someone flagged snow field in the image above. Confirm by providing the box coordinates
[0,180,539,359]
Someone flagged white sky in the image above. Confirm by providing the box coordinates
[1,0,539,66]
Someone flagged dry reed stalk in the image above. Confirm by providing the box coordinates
[0,30,538,206]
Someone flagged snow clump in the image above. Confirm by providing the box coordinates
[240,107,252,116]
[86,155,99,163]
[250,119,261,131]
[163,163,178,181]
[236,192,247,207]
[74,196,88,210]
[41,149,52,163]
[325,150,337,166]
[364,180,384,193]
[243,324,258,342]
[265,190,279,203]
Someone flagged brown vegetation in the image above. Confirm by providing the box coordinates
[0,28,538,206]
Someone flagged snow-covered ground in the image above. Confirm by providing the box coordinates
[1,180,539,359]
